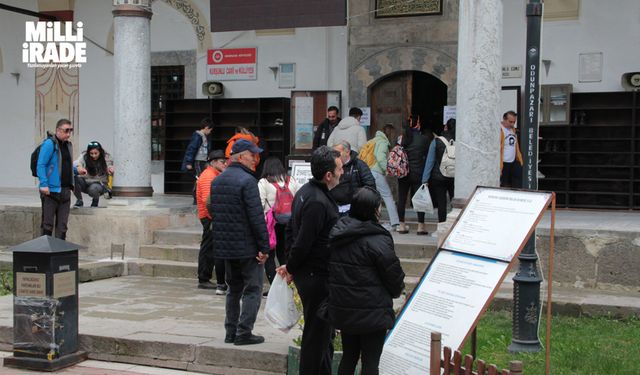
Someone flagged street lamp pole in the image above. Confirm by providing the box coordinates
[509,0,543,353]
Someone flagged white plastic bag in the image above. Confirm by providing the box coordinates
[412,183,434,214]
[264,274,300,333]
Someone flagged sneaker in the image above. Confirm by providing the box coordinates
[73,200,83,208]
[224,333,236,343]
[198,281,216,290]
[234,333,264,346]
[215,284,227,295]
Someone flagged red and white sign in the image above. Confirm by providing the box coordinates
[207,48,257,81]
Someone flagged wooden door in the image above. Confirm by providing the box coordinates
[370,72,412,140]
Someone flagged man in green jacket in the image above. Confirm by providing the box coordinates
[369,124,400,231]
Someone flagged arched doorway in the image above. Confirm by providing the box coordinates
[369,71,448,139]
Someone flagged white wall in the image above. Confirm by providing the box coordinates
[0,0,39,188]
[502,0,640,92]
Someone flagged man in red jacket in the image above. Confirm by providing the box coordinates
[195,149,227,292]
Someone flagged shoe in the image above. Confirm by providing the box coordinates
[224,333,236,343]
[215,284,227,295]
[105,189,113,199]
[416,223,429,235]
[90,201,99,208]
[234,333,264,346]
[262,290,269,298]
[396,223,409,234]
[198,281,216,290]
[73,200,83,208]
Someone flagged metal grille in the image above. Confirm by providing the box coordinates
[151,65,184,160]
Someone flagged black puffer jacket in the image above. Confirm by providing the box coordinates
[285,179,339,276]
[326,217,405,334]
[402,127,431,183]
[330,150,376,205]
[210,163,270,259]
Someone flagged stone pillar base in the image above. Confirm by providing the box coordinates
[112,186,154,197]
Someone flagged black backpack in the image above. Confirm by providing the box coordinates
[30,137,54,177]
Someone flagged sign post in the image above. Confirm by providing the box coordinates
[510,0,543,353]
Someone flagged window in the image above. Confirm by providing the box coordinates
[151,65,184,160]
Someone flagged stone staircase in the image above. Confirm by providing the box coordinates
[136,222,440,286]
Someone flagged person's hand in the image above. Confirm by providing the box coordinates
[107,166,115,175]
[276,265,293,284]
[256,252,269,265]
[39,187,50,196]
[186,164,193,170]
[77,167,87,175]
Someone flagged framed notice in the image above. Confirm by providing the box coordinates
[290,162,312,187]
[579,52,603,82]
[279,63,295,88]
[380,251,509,374]
[207,48,257,81]
[290,91,342,154]
[442,187,552,262]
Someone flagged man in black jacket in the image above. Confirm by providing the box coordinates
[330,141,376,215]
[210,139,270,346]
[278,146,343,375]
[312,106,341,149]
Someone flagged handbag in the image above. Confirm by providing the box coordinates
[411,183,434,213]
[265,201,277,250]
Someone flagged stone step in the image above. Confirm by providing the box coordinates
[153,223,439,247]
[128,256,430,279]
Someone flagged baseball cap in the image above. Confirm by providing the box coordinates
[231,139,263,155]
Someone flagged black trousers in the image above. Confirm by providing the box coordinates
[397,177,425,223]
[295,271,334,375]
[41,187,71,240]
[501,162,522,188]
[339,329,387,375]
[430,178,454,223]
[198,218,225,284]
[265,223,286,284]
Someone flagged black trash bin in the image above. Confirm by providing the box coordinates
[3,235,87,371]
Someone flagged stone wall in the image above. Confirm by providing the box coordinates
[0,204,194,258]
[348,0,459,106]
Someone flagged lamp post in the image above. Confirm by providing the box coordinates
[509,0,543,353]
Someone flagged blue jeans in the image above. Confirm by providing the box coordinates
[372,171,400,226]
[224,258,264,337]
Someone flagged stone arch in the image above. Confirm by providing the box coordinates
[350,46,457,107]
[106,0,212,54]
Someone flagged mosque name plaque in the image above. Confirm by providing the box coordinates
[380,187,553,374]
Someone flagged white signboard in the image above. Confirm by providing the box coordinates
[380,251,509,374]
[359,107,371,127]
[442,187,552,262]
[443,105,456,124]
[502,65,523,79]
[291,162,312,187]
[279,63,295,88]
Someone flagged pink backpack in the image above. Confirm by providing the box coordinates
[387,144,409,178]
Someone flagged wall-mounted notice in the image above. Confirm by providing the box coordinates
[442,187,552,262]
[295,97,314,149]
[379,251,508,374]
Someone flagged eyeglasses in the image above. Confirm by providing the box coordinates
[60,127,74,133]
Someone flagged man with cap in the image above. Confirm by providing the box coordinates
[195,149,228,293]
[209,139,270,345]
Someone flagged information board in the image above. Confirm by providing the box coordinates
[290,162,311,187]
[442,187,552,262]
[379,251,508,374]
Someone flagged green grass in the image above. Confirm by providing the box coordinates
[0,271,12,296]
[460,310,640,375]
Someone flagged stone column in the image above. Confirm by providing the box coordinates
[437,0,503,237]
[112,1,153,197]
